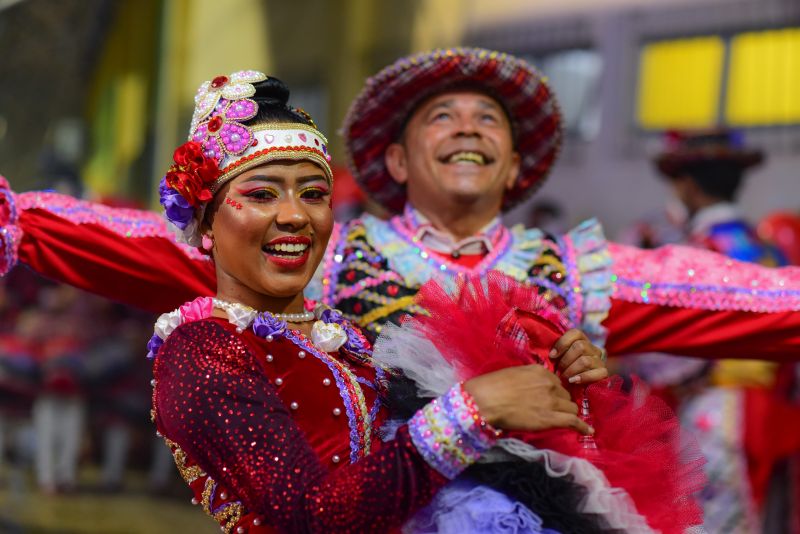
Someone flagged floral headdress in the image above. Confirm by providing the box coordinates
[159,70,333,246]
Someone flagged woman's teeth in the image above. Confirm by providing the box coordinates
[264,243,309,256]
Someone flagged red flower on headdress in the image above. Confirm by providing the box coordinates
[165,141,220,207]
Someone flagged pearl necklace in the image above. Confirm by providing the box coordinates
[212,298,316,323]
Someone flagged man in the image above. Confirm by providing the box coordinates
[2,48,800,362]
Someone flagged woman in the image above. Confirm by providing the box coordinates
[148,72,607,533]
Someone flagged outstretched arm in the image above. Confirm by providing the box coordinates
[1,180,215,312]
[604,242,800,359]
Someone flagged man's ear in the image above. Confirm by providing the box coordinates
[505,151,521,190]
[385,143,409,185]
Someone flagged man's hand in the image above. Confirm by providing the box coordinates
[464,365,594,435]
[549,329,608,385]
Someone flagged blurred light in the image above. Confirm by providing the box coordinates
[637,36,724,129]
[726,27,800,126]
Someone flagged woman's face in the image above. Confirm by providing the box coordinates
[207,160,333,303]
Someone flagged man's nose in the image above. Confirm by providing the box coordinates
[454,114,481,137]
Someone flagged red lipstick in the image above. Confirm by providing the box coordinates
[262,236,312,269]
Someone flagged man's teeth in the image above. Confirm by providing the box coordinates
[265,243,309,255]
[447,151,486,165]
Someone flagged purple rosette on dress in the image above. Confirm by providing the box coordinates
[319,308,345,324]
[146,334,164,360]
[405,480,558,534]
[252,312,287,340]
[158,177,195,230]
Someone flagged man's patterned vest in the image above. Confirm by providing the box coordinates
[307,213,613,347]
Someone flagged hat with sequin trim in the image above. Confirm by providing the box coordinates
[342,48,562,213]
[655,129,764,178]
[159,70,332,247]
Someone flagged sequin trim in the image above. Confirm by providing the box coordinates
[16,191,208,260]
[0,179,21,276]
[408,384,496,479]
[610,242,800,313]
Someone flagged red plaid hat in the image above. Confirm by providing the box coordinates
[342,48,563,213]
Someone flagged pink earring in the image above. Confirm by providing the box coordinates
[201,234,214,251]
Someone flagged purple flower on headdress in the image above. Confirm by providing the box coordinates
[146,333,164,360]
[158,177,195,230]
[252,312,287,339]
[191,98,259,164]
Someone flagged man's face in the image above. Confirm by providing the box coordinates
[385,90,520,212]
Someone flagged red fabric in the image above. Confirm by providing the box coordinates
[604,298,800,360]
[744,388,800,505]
[430,250,485,269]
[19,208,215,313]
[154,318,446,533]
[409,273,705,533]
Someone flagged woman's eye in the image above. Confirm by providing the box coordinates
[432,112,451,122]
[481,114,498,123]
[245,189,278,201]
[300,188,329,201]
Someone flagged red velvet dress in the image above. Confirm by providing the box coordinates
[152,317,448,533]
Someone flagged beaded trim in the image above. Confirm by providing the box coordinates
[609,241,800,313]
[408,383,497,479]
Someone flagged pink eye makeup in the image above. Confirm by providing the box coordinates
[236,185,280,201]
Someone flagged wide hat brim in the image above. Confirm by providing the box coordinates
[656,148,764,177]
[342,48,563,213]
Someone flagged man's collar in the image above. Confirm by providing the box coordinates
[401,204,504,255]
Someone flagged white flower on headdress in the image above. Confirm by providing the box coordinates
[311,320,348,353]
[154,310,183,340]
[190,70,267,135]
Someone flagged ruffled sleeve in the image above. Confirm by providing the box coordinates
[560,218,613,347]
[3,185,215,312]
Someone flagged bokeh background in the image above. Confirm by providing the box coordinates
[0,0,798,532]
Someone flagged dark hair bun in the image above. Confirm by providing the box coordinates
[252,77,290,109]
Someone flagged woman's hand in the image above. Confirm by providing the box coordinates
[464,365,594,435]
[549,329,608,385]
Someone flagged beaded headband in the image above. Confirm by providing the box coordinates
[159,70,332,247]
